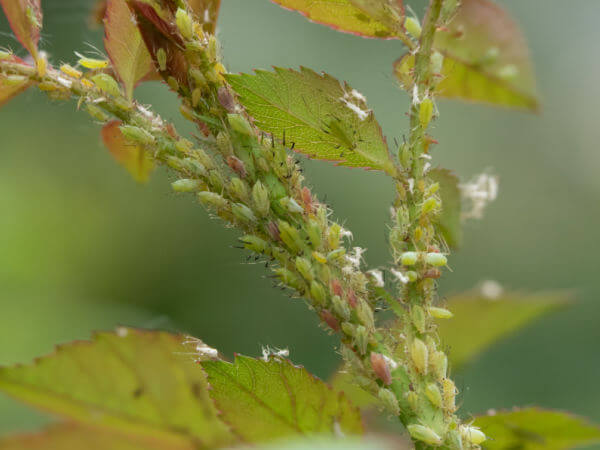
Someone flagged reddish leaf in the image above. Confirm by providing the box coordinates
[394,0,538,111]
[104,0,155,100]
[128,0,189,87]
[101,120,155,183]
[0,0,42,57]
[187,0,221,34]
[271,0,404,39]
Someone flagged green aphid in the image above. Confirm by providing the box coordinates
[326,118,355,153]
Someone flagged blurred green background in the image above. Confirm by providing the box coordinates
[1,0,600,442]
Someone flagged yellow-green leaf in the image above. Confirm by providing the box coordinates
[0,328,233,448]
[270,0,404,39]
[438,291,571,368]
[0,0,42,57]
[0,72,31,107]
[0,424,195,450]
[202,355,363,443]
[101,120,155,183]
[430,168,462,248]
[103,0,155,100]
[474,408,600,450]
[394,0,539,111]
[226,67,396,174]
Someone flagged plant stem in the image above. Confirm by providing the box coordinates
[387,0,479,448]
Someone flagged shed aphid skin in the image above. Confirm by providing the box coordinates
[182,337,219,361]
[261,346,289,362]
[460,172,499,220]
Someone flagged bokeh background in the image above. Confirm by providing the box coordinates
[1,0,600,444]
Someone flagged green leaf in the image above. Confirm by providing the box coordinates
[0,328,234,448]
[430,168,462,248]
[438,291,571,368]
[270,0,404,39]
[394,0,539,111]
[0,0,42,57]
[104,0,155,100]
[202,354,363,443]
[474,408,600,450]
[0,424,195,450]
[328,371,377,409]
[226,67,396,174]
[187,0,221,34]
[101,120,155,183]
[252,436,402,450]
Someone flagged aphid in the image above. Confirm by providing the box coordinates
[425,382,443,408]
[251,181,270,217]
[356,299,375,330]
[75,52,109,69]
[346,289,358,308]
[431,51,444,75]
[411,338,428,375]
[407,424,442,446]
[378,388,400,415]
[217,86,236,113]
[227,155,247,178]
[60,64,82,79]
[401,251,418,266]
[38,81,59,92]
[266,221,280,241]
[175,8,194,40]
[419,97,434,129]
[312,251,327,264]
[325,118,356,153]
[228,113,254,136]
[370,352,392,385]
[331,295,350,321]
[326,248,346,261]
[461,425,486,445]
[80,78,95,89]
[86,103,109,122]
[280,196,304,215]
[442,378,457,413]
[411,305,426,333]
[240,235,268,254]
[197,191,228,209]
[156,48,167,72]
[354,325,368,354]
[426,252,447,267]
[167,76,180,92]
[171,179,202,192]
[428,306,453,319]
[119,125,154,145]
[231,203,256,224]
[26,5,41,28]
[424,268,442,279]
[330,278,343,297]
[91,73,121,97]
[404,17,422,39]
[295,256,314,282]
[320,309,340,332]
[430,350,448,381]
[309,281,327,306]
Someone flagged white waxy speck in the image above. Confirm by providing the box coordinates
[391,268,409,284]
[480,279,503,300]
[116,327,129,337]
[367,269,384,287]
